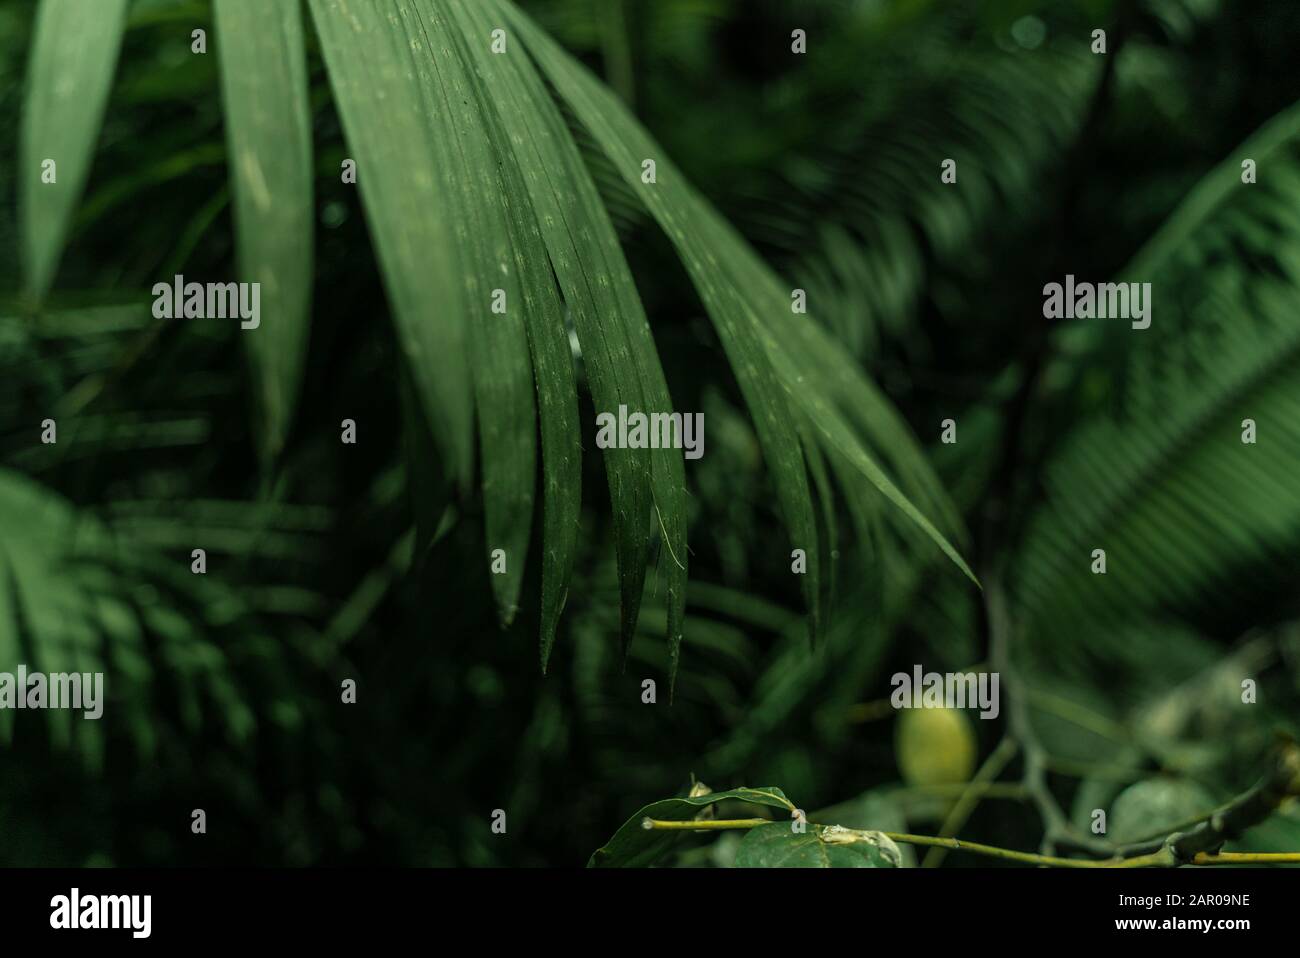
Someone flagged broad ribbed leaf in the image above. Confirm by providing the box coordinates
[735,823,902,868]
[20,0,129,301]
[213,0,314,463]
[588,786,794,868]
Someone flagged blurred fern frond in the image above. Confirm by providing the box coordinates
[0,467,291,770]
[722,5,1101,358]
[1016,99,1300,678]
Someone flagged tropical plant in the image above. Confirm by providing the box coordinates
[1,0,1298,868]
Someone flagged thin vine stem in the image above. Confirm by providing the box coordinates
[1193,852,1300,865]
[639,817,1174,867]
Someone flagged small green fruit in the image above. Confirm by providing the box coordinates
[895,706,977,787]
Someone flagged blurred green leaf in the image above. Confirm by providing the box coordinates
[214,0,315,463]
[1108,777,1217,843]
[20,0,129,300]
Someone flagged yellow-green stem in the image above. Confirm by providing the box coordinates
[639,818,1174,867]
[1192,851,1300,865]
[641,818,769,831]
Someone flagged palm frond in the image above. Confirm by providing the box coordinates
[18,0,972,689]
[1016,100,1300,671]
[443,0,687,672]
[501,0,974,574]
[213,0,314,463]
[0,467,279,770]
[729,5,1100,358]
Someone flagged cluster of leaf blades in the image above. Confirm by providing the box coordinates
[13,0,973,699]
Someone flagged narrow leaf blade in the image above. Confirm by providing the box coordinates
[214,0,315,463]
[20,0,129,301]
[452,0,687,672]
[307,0,475,489]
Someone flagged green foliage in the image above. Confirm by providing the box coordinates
[19,0,128,301]
[1107,778,1217,843]
[305,0,476,490]
[213,0,313,463]
[738,4,1101,359]
[47,0,966,686]
[588,785,792,867]
[1,0,1299,868]
[0,465,280,772]
[1016,100,1300,690]
[735,823,901,868]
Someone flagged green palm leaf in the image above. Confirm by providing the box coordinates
[309,0,684,671]
[213,0,314,464]
[15,0,973,687]
[443,0,686,672]
[19,0,129,302]
[499,0,976,592]
[305,0,476,491]
[307,0,973,680]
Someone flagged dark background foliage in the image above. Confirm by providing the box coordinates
[2,0,1299,866]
